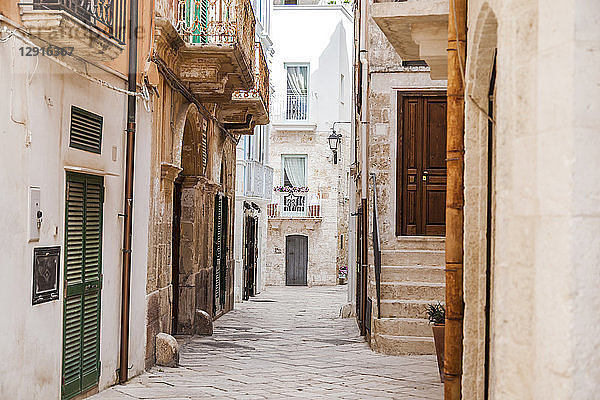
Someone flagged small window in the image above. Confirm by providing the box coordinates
[69,106,103,154]
[286,64,309,120]
[402,60,428,67]
[282,155,306,187]
[284,0,297,4]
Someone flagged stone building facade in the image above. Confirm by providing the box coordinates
[144,0,269,366]
[364,0,600,398]
[0,2,154,399]
[265,2,354,287]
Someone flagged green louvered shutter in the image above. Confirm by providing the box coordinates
[213,194,223,314]
[220,195,228,307]
[63,173,103,400]
[187,0,210,44]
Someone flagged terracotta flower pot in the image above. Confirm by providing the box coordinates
[432,324,445,382]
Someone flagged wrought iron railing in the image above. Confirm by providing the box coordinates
[232,43,270,111]
[371,173,382,319]
[267,193,321,218]
[33,0,126,43]
[286,92,308,120]
[176,0,255,72]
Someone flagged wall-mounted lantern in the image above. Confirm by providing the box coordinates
[328,131,342,164]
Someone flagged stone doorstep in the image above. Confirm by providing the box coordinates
[372,334,436,356]
[380,249,445,266]
[393,236,446,251]
[374,317,433,337]
[376,281,445,301]
[379,299,443,319]
[374,265,446,283]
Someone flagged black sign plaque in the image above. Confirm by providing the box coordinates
[32,246,60,305]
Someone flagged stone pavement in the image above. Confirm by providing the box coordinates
[92,286,442,400]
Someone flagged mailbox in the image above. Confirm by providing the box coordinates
[32,246,60,305]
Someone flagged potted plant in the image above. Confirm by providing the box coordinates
[426,302,445,382]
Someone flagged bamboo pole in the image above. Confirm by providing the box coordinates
[445,0,466,399]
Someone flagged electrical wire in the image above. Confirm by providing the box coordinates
[0,24,151,110]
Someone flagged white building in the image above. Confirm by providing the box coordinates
[264,1,353,286]
[233,0,275,301]
[0,6,151,399]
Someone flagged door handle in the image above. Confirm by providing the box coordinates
[422,171,428,181]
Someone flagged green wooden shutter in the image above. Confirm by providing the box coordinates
[187,0,209,44]
[220,195,228,307]
[213,194,223,314]
[69,106,103,154]
[63,173,103,400]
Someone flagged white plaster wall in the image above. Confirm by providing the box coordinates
[0,31,148,398]
[271,4,353,125]
[266,4,354,287]
[462,1,600,399]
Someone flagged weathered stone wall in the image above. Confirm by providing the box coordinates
[145,27,238,366]
[265,128,349,286]
[462,1,600,399]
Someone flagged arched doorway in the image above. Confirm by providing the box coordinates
[171,104,207,333]
[285,235,308,286]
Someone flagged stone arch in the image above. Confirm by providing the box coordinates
[172,102,206,175]
[463,3,498,400]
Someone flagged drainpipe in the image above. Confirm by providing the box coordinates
[119,0,139,384]
[359,0,369,335]
[445,0,466,398]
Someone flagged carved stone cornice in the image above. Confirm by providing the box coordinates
[160,162,183,183]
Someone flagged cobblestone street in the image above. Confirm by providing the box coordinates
[93,286,442,399]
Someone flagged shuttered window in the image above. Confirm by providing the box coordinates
[212,193,228,314]
[63,172,104,400]
[69,106,103,154]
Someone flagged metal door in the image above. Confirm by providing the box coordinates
[285,235,307,286]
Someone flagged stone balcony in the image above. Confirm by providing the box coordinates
[224,43,270,134]
[372,0,448,80]
[20,0,126,62]
[174,0,256,102]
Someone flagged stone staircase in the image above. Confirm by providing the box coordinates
[370,237,445,355]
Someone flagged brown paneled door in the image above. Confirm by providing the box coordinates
[397,93,447,236]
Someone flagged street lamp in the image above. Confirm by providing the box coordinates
[328,130,342,164]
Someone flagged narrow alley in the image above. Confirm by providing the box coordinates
[92,287,442,400]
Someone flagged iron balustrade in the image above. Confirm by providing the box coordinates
[33,0,126,43]
[267,193,321,218]
[371,173,382,319]
[285,92,308,120]
[232,42,270,111]
[176,0,256,73]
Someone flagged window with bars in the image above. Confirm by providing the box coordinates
[285,64,309,120]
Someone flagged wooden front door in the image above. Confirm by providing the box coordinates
[243,214,257,300]
[285,235,307,286]
[62,172,103,399]
[397,93,447,236]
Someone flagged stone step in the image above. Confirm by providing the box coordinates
[377,281,445,301]
[377,265,445,283]
[371,334,436,356]
[380,249,445,266]
[379,299,441,319]
[390,236,445,251]
[374,317,433,337]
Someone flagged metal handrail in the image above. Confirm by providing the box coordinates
[371,173,382,319]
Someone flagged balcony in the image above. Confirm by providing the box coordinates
[20,0,126,61]
[270,92,316,132]
[173,0,256,101]
[242,160,273,199]
[224,42,270,134]
[267,193,322,219]
[371,0,448,80]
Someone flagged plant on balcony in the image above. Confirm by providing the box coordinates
[426,302,445,382]
[274,186,309,193]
